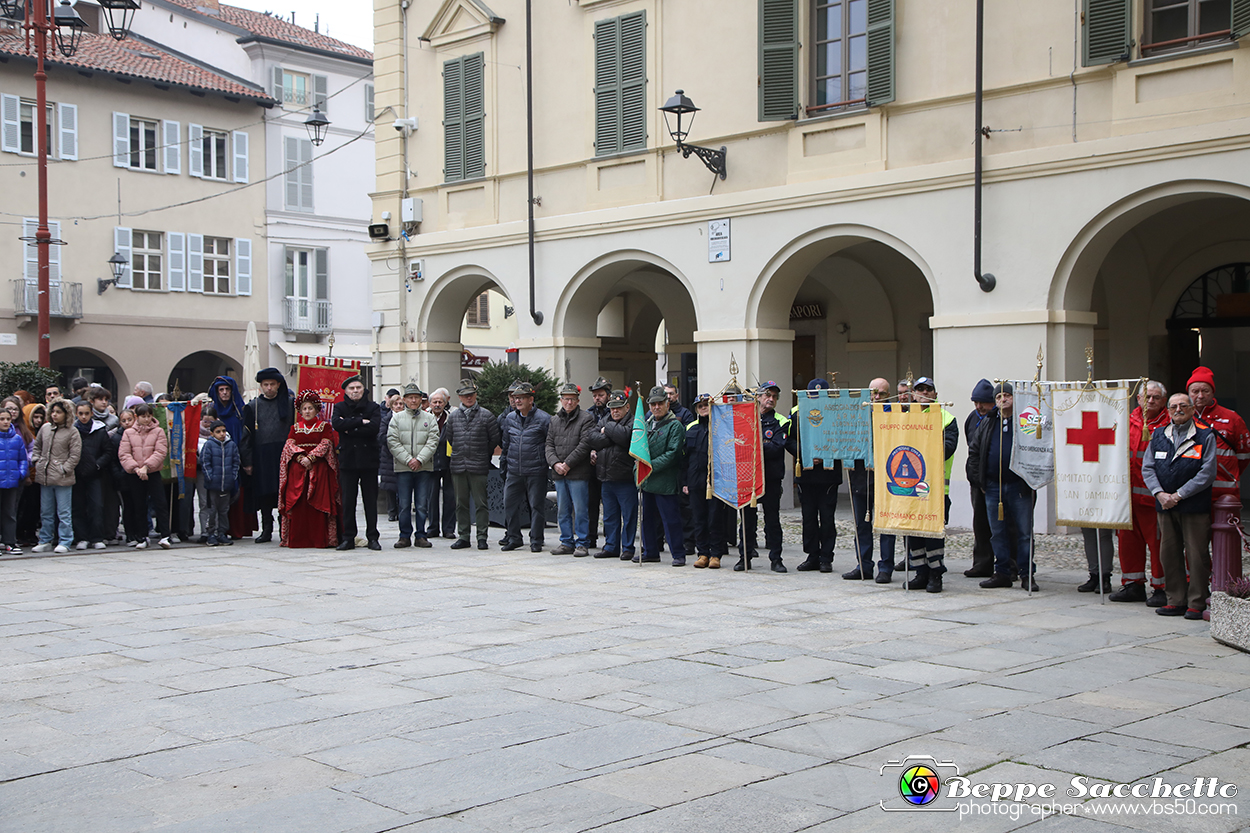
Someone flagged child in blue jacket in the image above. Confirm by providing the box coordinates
[0,408,30,554]
[200,420,240,546]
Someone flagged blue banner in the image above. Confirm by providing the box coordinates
[162,401,190,496]
[796,388,872,466]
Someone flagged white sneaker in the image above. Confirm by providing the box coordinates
[75,541,88,551]
[158,537,171,549]
[53,544,69,554]
[32,543,52,553]
[93,541,106,549]
[127,540,139,547]
[7,546,21,555]
[135,540,147,549]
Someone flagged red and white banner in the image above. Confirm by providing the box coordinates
[1050,381,1134,529]
[295,356,362,419]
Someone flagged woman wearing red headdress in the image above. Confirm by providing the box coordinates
[279,391,340,547]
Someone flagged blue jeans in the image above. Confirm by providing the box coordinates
[849,467,895,574]
[641,491,685,561]
[39,484,73,545]
[396,470,434,540]
[601,480,638,555]
[985,479,1034,577]
[555,478,589,548]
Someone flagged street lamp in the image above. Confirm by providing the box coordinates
[98,251,129,294]
[658,89,727,180]
[304,106,329,146]
[10,0,139,366]
[96,0,139,41]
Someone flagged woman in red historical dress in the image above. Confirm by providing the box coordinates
[280,392,340,548]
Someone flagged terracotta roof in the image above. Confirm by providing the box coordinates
[161,0,372,60]
[0,31,273,102]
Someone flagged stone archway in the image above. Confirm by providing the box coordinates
[49,346,124,402]
[413,264,517,391]
[166,350,240,398]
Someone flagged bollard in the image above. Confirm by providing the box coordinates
[1209,495,1244,622]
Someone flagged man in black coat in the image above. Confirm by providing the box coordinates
[585,376,612,549]
[331,375,382,551]
[242,368,293,543]
[788,379,844,574]
[444,378,502,550]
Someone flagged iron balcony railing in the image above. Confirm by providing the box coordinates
[283,297,332,334]
[12,280,83,319]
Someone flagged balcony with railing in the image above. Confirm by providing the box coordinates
[283,297,332,334]
[12,280,83,320]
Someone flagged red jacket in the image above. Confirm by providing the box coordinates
[1129,406,1169,506]
[1195,399,1250,501]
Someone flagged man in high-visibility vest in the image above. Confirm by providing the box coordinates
[905,377,958,593]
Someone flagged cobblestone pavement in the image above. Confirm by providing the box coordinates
[2,507,1247,833]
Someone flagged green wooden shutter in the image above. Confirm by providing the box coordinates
[758,0,798,121]
[866,0,896,106]
[443,54,484,182]
[594,17,622,155]
[1234,0,1250,39]
[619,12,647,152]
[1083,0,1130,66]
[463,53,486,179]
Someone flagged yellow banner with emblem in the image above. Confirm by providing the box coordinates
[871,404,946,538]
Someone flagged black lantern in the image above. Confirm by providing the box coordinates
[304,106,329,146]
[658,89,727,180]
[52,0,87,58]
[97,0,139,40]
[98,251,128,294]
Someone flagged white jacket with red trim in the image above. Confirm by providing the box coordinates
[1195,399,1250,501]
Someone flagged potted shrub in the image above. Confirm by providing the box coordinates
[1210,576,1250,653]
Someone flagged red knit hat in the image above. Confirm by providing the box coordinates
[1187,366,1216,393]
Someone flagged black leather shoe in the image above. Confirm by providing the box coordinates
[1147,588,1168,607]
[1184,608,1205,620]
[927,576,943,593]
[733,558,746,572]
[819,561,833,573]
[770,561,787,573]
[1022,577,1040,592]
[875,572,892,584]
[336,540,354,551]
[531,544,543,552]
[414,538,432,548]
[367,540,382,551]
[1109,583,1147,603]
[841,567,864,580]
[500,541,522,552]
[477,540,489,550]
[964,567,993,578]
[796,557,821,571]
[905,574,928,590]
[980,574,1013,588]
[593,550,618,559]
[394,538,411,549]
[1156,605,1185,616]
[894,559,906,572]
[450,539,470,549]
[254,532,272,544]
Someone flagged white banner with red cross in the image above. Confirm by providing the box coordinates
[1050,381,1135,530]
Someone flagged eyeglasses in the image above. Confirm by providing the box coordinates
[1167,404,1192,411]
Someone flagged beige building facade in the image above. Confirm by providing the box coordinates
[0,21,270,397]
[370,0,1250,520]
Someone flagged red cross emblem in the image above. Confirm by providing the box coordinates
[1067,411,1116,462]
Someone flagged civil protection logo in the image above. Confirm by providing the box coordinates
[1017,405,1043,437]
[885,445,926,496]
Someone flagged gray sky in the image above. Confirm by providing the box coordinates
[229,0,374,51]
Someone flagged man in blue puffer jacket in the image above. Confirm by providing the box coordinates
[200,420,241,546]
[0,408,29,554]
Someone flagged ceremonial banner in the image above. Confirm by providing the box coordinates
[295,356,362,418]
[161,401,201,496]
[630,395,652,487]
[1009,380,1054,489]
[152,404,173,482]
[797,388,872,467]
[710,395,765,509]
[1051,381,1133,529]
[871,403,945,537]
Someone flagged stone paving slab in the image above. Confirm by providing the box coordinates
[0,524,1246,832]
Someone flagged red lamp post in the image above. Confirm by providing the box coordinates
[2,0,136,367]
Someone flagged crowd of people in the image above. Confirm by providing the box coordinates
[0,366,1242,619]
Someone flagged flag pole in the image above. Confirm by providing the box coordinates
[634,381,643,567]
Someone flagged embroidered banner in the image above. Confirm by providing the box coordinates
[1051,381,1134,529]
[1009,380,1055,490]
[796,388,872,467]
[295,356,362,419]
[710,395,765,509]
[159,401,201,496]
[871,403,946,537]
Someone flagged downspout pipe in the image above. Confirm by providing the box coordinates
[526,0,543,324]
[974,0,996,293]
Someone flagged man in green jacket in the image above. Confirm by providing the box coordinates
[638,386,687,566]
[386,383,440,548]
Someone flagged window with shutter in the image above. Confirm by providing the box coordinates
[232,130,249,183]
[594,11,647,156]
[112,111,129,167]
[58,103,76,160]
[188,124,203,177]
[443,53,486,182]
[313,75,328,113]
[22,219,61,283]
[163,120,180,174]
[188,233,203,292]
[1083,0,1131,65]
[466,291,490,327]
[759,0,799,121]
[1143,0,1238,54]
[235,238,251,296]
[168,231,185,291]
[1,94,18,153]
[365,84,375,122]
[113,227,132,289]
[865,0,895,106]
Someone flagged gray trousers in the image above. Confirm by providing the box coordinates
[452,472,490,544]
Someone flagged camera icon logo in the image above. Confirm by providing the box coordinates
[880,755,960,812]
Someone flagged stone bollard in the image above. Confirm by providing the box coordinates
[1209,495,1245,622]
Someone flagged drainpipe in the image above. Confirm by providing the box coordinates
[526,0,543,324]
[974,0,996,293]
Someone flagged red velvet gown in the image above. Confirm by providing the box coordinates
[279,420,339,548]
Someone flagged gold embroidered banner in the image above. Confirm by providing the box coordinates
[871,404,946,538]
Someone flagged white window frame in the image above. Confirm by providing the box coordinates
[130,230,164,291]
[202,236,231,294]
[284,135,314,212]
[201,129,230,181]
[16,99,55,157]
[129,117,160,171]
